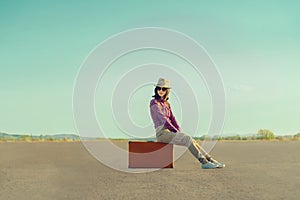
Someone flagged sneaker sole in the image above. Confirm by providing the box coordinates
[216,164,225,168]
[201,166,218,169]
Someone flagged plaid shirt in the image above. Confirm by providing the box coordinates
[149,98,181,133]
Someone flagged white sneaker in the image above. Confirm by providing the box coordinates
[201,161,218,169]
[210,159,225,168]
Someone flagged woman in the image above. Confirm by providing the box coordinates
[149,78,225,169]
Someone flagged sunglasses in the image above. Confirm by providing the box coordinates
[157,87,167,91]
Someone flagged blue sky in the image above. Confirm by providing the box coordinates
[1,1,299,137]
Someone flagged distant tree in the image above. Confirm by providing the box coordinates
[235,135,241,140]
[294,132,300,139]
[257,129,275,140]
[275,136,282,140]
[212,135,222,140]
[21,135,30,141]
[241,136,248,140]
[221,135,241,140]
[196,134,212,141]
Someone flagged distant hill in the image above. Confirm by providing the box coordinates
[1,131,299,141]
[0,132,20,139]
[0,132,81,140]
[43,134,80,140]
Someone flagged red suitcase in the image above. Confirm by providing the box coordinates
[128,141,173,168]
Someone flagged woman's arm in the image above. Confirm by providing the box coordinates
[150,100,180,132]
[169,108,181,132]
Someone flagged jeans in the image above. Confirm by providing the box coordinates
[156,129,211,160]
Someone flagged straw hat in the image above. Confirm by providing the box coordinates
[154,78,171,88]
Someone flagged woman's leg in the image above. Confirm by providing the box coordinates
[192,140,212,159]
[157,130,225,168]
[156,130,208,163]
[192,138,225,167]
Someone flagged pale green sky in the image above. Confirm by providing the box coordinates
[0,0,299,137]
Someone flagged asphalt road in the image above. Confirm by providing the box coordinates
[1,141,299,200]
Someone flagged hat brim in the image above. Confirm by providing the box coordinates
[154,84,171,89]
